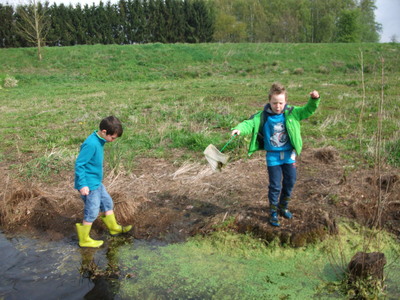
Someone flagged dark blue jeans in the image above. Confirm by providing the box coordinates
[267,163,297,210]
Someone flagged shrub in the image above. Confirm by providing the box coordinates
[292,68,304,75]
[3,75,18,88]
[318,66,330,74]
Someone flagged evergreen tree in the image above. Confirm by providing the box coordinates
[132,0,145,43]
[72,4,86,45]
[64,4,78,46]
[95,1,113,44]
[118,0,130,44]
[165,0,185,43]
[85,3,100,44]
[183,0,195,42]
[0,4,17,47]
[146,0,158,42]
[47,3,74,46]
[187,0,214,43]
[125,0,147,44]
[105,1,123,44]
[154,0,167,42]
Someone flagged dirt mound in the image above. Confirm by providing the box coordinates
[0,147,399,245]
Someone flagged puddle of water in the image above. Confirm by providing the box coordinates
[0,231,93,300]
[0,231,165,300]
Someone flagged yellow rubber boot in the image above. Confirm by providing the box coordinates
[101,213,132,236]
[75,223,104,248]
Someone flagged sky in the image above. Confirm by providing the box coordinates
[375,0,400,42]
[1,0,399,43]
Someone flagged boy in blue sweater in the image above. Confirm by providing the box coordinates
[75,116,132,248]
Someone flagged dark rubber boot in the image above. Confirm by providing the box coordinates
[279,197,293,219]
[269,209,280,227]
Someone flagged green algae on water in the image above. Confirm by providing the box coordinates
[117,222,400,299]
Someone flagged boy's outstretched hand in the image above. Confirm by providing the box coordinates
[310,90,320,99]
[231,129,240,136]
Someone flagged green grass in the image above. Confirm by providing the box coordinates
[115,222,400,299]
[0,43,399,179]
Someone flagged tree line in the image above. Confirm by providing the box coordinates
[0,0,214,48]
[0,0,381,48]
[212,0,381,43]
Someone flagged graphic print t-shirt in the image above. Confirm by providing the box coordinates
[263,114,293,152]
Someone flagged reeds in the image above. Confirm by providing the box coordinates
[325,54,393,298]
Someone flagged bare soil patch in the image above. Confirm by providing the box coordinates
[1,147,399,246]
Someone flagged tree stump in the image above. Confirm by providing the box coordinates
[348,252,386,282]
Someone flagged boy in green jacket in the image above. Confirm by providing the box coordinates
[231,83,320,227]
[75,116,132,247]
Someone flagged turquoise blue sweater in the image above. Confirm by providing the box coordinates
[74,131,106,191]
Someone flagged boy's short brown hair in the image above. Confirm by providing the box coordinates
[99,116,123,137]
[268,83,287,101]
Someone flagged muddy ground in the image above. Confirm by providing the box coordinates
[1,147,399,247]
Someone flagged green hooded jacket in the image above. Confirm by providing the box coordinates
[232,97,320,156]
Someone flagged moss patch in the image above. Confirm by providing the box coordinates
[116,222,400,299]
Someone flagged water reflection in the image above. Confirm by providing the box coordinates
[0,231,134,300]
[0,231,92,299]
[81,247,117,299]
[80,237,132,299]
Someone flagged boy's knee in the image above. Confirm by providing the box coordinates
[84,213,99,223]
[268,184,282,192]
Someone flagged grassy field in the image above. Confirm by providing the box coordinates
[0,43,399,180]
[1,43,399,299]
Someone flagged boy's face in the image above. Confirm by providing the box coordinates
[269,93,286,114]
[99,130,119,142]
[105,134,118,143]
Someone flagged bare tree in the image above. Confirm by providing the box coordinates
[390,34,398,43]
[16,0,49,61]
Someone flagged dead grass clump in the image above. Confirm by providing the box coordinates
[3,75,18,88]
[112,192,151,224]
[207,96,235,103]
[292,68,304,75]
[5,187,73,232]
[317,66,330,74]
[171,162,213,183]
[0,172,82,235]
[1,188,42,227]
[314,147,337,164]
[376,174,398,192]
[331,60,345,68]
